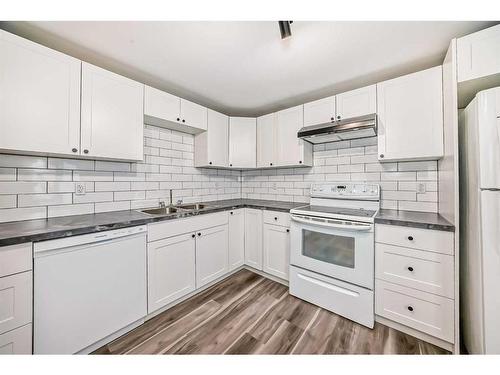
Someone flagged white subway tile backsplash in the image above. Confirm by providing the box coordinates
[48,204,94,218]
[73,192,113,204]
[48,181,94,193]
[0,181,46,194]
[95,181,131,192]
[114,172,145,182]
[95,161,131,172]
[398,200,438,213]
[114,190,145,201]
[0,168,16,181]
[18,193,72,207]
[48,158,94,171]
[0,207,46,223]
[0,195,16,209]
[73,171,113,182]
[95,201,131,213]
[18,168,72,181]
[0,154,47,168]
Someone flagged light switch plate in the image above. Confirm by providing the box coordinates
[75,182,86,195]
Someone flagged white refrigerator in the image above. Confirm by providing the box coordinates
[460,86,500,354]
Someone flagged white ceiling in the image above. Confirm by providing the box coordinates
[0,21,496,116]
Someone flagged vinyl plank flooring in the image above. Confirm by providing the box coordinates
[94,269,449,355]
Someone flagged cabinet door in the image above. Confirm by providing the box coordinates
[336,85,376,120]
[0,272,32,335]
[196,225,229,288]
[377,66,443,162]
[275,105,311,166]
[0,30,81,156]
[229,117,257,168]
[228,209,245,271]
[244,208,263,270]
[263,224,290,280]
[0,324,32,355]
[144,85,181,123]
[303,96,335,126]
[147,233,196,313]
[257,113,276,168]
[180,99,208,131]
[457,24,500,82]
[207,109,228,167]
[81,62,144,161]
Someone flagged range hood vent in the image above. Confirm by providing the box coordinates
[297,114,377,144]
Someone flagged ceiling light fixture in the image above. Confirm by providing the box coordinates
[278,21,293,39]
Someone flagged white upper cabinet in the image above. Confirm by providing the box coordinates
[194,109,228,167]
[377,66,443,162]
[81,62,144,161]
[180,99,208,131]
[229,117,257,168]
[303,95,336,126]
[457,24,500,82]
[336,85,377,120]
[275,105,313,167]
[144,86,180,124]
[144,85,207,134]
[0,30,81,156]
[257,113,276,168]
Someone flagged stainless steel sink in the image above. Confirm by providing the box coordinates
[141,206,179,215]
[178,203,207,210]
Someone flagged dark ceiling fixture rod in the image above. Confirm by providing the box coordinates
[278,21,293,39]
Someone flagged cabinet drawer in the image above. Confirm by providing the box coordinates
[375,224,454,255]
[148,211,228,242]
[375,279,454,343]
[0,271,32,335]
[263,210,290,227]
[0,243,32,278]
[375,243,454,298]
[0,323,32,355]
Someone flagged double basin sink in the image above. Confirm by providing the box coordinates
[140,203,208,216]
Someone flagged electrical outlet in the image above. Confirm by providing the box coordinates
[417,183,426,194]
[271,182,277,189]
[75,182,86,195]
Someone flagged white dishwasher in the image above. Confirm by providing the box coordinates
[33,225,147,354]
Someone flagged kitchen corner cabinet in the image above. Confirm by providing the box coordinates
[228,209,245,271]
[275,105,312,167]
[147,233,196,313]
[194,109,229,167]
[144,85,207,134]
[81,63,144,161]
[457,24,500,82]
[195,225,229,288]
[263,224,290,280]
[229,117,257,169]
[377,66,443,162]
[244,208,263,270]
[336,85,376,120]
[0,30,81,156]
[257,113,276,168]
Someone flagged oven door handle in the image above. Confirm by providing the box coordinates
[291,215,373,231]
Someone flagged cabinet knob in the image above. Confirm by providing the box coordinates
[286,229,290,233]
[330,117,334,121]
[197,232,201,236]
[270,162,273,166]
[182,119,186,123]
[230,211,233,215]
[191,234,195,238]
[337,115,341,120]
[379,154,384,158]
[407,306,414,312]
[274,217,278,221]
[83,149,89,154]
[408,236,414,241]
[230,164,233,167]
[72,148,78,153]
[407,266,414,272]
[209,161,212,165]
[299,161,302,164]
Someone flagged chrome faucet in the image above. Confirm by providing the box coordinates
[169,189,173,206]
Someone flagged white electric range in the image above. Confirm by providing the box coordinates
[289,183,380,328]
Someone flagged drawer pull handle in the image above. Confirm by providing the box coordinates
[408,236,414,241]
[191,234,195,238]
[407,306,414,312]
[197,232,201,236]
[407,266,414,272]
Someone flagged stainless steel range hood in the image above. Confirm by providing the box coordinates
[297,114,377,144]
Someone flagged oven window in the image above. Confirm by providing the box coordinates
[302,229,355,268]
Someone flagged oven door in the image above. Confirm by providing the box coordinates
[290,214,374,289]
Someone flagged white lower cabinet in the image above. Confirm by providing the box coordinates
[0,323,32,355]
[0,272,32,336]
[196,225,229,288]
[263,224,290,280]
[244,208,263,270]
[147,233,196,313]
[228,209,245,271]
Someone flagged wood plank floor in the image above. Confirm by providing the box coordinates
[93,269,448,355]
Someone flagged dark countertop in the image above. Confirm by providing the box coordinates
[375,209,455,232]
[0,199,305,247]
